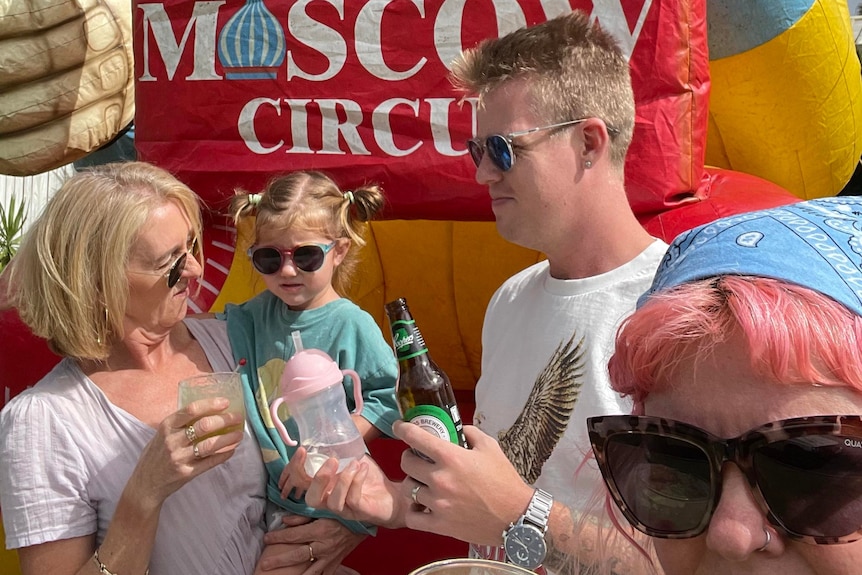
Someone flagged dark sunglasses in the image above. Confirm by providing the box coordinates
[467,118,619,172]
[247,242,335,274]
[164,237,199,288]
[587,415,862,544]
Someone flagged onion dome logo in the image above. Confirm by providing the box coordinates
[217,0,285,80]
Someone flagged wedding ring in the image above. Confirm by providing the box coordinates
[757,527,771,552]
[193,444,202,459]
[411,484,422,505]
[308,544,316,563]
[185,424,197,444]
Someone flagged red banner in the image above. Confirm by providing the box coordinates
[134,0,709,220]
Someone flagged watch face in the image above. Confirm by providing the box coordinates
[504,524,547,569]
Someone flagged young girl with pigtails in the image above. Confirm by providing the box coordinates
[221,171,400,573]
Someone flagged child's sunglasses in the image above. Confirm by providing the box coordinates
[247,242,335,274]
[587,414,862,545]
[466,118,619,172]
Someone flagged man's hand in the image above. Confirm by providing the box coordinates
[304,456,407,529]
[395,421,535,546]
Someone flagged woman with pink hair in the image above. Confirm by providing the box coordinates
[589,196,862,574]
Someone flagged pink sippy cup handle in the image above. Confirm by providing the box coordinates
[269,397,297,446]
[343,369,363,415]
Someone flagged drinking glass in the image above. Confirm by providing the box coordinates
[408,558,536,575]
[178,372,246,436]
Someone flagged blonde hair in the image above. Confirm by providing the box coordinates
[10,162,203,360]
[229,170,384,295]
[450,10,635,169]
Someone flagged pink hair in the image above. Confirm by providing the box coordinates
[579,276,862,574]
[609,276,862,411]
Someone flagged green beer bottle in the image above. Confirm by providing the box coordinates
[385,297,468,449]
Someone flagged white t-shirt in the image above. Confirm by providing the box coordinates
[0,318,267,575]
[470,240,667,565]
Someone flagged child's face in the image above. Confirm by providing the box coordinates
[254,227,347,311]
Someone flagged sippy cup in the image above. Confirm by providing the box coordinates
[270,332,367,475]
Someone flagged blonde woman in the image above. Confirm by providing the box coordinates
[0,162,359,575]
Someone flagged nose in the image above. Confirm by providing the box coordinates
[704,464,781,560]
[474,150,503,186]
[184,250,204,279]
[277,255,300,276]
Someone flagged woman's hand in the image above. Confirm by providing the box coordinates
[278,447,314,500]
[304,456,407,529]
[257,516,366,575]
[127,396,245,508]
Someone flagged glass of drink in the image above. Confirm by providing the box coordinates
[408,558,536,575]
[178,372,246,436]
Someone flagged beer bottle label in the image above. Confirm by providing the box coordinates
[390,319,428,360]
[404,404,460,445]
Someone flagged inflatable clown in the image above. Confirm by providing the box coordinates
[1,1,861,573]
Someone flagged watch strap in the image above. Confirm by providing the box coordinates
[523,488,553,532]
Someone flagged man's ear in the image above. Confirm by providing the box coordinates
[579,117,612,165]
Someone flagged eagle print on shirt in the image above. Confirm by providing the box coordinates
[498,333,585,483]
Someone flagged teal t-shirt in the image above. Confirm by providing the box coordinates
[222,292,399,535]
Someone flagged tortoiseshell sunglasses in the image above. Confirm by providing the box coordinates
[587,415,862,544]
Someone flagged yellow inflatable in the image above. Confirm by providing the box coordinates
[0,527,15,575]
[706,0,862,199]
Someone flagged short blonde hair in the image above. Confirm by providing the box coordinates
[230,170,385,295]
[10,162,203,360]
[450,10,635,169]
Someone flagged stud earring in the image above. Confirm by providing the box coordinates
[584,160,592,169]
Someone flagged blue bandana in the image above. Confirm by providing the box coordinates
[640,197,862,316]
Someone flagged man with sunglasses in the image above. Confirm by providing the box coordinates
[299,11,666,575]
[591,196,862,574]
[439,10,668,573]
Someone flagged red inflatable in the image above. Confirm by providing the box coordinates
[134,0,713,220]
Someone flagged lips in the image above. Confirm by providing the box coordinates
[490,196,514,209]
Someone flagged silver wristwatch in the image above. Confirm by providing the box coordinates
[502,488,553,569]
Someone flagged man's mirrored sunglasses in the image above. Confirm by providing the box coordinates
[467,118,619,172]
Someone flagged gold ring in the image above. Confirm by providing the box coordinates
[193,444,202,459]
[185,424,197,444]
[308,544,316,563]
[411,484,422,505]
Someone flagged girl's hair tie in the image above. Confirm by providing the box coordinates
[343,190,355,204]
[248,193,262,206]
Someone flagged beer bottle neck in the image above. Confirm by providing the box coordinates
[389,317,431,361]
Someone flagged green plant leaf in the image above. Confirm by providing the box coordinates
[0,193,27,272]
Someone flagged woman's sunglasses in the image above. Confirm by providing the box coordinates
[466,118,619,172]
[164,237,199,288]
[130,236,198,288]
[587,415,862,545]
[248,242,335,275]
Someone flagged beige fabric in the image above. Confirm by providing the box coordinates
[0,0,134,175]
